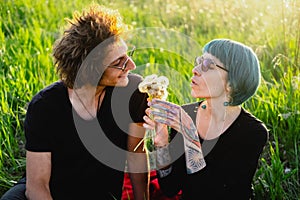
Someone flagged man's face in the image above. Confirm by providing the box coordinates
[98,40,136,87]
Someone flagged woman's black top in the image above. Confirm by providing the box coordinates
[157,102,268,200]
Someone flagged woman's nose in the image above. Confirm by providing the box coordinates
[192,67,201,76]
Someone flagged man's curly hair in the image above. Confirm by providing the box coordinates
[53,4,127,88]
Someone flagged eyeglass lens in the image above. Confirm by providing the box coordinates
[194,57,212,72]
[121,46,135,71]
[194,56,228,72]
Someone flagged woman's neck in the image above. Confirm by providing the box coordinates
[200,99,231,121]
[197,99,241,139]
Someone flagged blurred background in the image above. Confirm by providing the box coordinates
[0,0,299,199]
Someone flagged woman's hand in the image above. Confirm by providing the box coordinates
[148,98,200,149]
[148,99,206,173]
[145,98,206,173]
[148,99,195,135]
[143,106,169,147]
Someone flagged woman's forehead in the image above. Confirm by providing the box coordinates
[202,52,215,60]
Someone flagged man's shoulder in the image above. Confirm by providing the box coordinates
[124,73,144,90]
[28,81,66,108]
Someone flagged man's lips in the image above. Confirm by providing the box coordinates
[118,73,128,78]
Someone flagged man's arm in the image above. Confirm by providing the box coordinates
[127,122,149,200]
[25,151,53,200]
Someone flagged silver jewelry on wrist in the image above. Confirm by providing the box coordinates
[156,144,171,168]
[157,166,172,178]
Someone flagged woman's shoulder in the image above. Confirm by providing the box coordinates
[238,108,269,142]
[240,109,268,129]
[181,101,201,113]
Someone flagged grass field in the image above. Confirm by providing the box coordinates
[1,0,299,199]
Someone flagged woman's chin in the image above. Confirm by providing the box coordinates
[191,90,198,98]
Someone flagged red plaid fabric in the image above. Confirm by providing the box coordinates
[122,171,182,200]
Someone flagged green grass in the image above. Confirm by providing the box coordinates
[1,0,300,199]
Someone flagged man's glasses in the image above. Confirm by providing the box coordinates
[107,46,136,71]
[194,56,228,72]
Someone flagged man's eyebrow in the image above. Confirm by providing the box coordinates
[110,54,126,65]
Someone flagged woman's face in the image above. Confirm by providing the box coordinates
[99,40,136,87]
[190,53,229,99]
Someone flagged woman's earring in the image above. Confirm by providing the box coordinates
[224,93,232,107]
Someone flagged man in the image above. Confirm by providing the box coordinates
[1,4,149,200]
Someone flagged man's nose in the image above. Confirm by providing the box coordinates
[123,57,136,71]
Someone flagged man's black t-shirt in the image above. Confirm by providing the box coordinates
[25,73,148,199]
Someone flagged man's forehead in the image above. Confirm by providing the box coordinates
[100,40,127,65]
[107,39,128,52]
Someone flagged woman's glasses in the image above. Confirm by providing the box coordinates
[107,46,136,71]
[194,56,228,72]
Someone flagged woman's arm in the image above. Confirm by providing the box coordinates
[146,99,206,174]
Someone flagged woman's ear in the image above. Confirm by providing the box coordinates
[226,82,231,93]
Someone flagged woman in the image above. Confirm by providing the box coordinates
[143,39,268,199]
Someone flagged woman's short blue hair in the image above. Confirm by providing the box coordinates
[203,39,261,106]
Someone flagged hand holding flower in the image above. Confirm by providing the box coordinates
[135,74,170,169]
[148,98,206,174]
[143,107,169,147]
